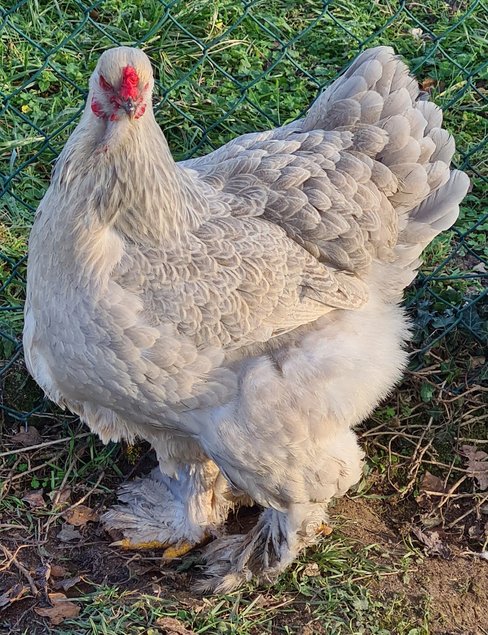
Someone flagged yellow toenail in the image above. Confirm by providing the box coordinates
[317,523,333,537]
[162,540,195,560]
[111,538,169,550]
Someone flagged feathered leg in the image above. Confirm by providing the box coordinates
[197,427,364,592]
[197,502,330,593]
[103,451,234,557]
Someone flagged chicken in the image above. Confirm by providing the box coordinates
[24,45,469,591]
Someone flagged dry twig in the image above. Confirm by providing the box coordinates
[0,544,38,597]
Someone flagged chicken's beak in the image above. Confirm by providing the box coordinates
[122,98,136,119]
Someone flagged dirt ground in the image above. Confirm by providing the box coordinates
[337,497,488,635]
[1,488,486,635]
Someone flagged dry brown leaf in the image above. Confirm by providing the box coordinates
[63,504,99,526]
[462,445,488,490]
[467,521,487,542]
[412,526,451,559]
[57,524,82,543]
[155,616,197,635]
[34,564,52,603]
[416,471,446,515]
[420,471,446,495]
[127,560,161,577]
[300,623,326,635]
[11,426,42,447]
[420,77,437,92]
[50,564,71,578]
[53,576,82,592]
[302,562,321,577]
[34,592,80,625]
[419,512,442,529]
[22,490,46,508]
[49,486,72,507]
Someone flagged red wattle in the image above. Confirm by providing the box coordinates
[135,103,146,119]
[91,98,106,119]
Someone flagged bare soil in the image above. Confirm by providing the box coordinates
[336,497,488,635]
[1,491,486,634]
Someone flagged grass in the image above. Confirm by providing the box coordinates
[0,1,487,633]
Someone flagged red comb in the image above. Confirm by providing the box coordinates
[120,65,139,100]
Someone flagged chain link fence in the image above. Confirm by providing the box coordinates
[1,0,487,427]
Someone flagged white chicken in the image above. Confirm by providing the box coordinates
[24,46,469,591]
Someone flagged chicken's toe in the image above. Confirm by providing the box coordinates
[162,538,208,560]
[317,522,333,537]
[111,538,171,550]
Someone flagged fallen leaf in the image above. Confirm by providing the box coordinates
[462,445,488,490]
[417,471,447,511]
[302,562,321,577]
[300,623,326,635]
[34,564,52,604]
[468,522,486,541]
[419,512,442,529]
[11,426,42,447]
[0,584,28,610]
[420,471,446,495]
[128,561,161,577]
[155,616,197,635]
[472,262,487,274]
[22,490,46,508]
[471,355,485,369]
[49,486,72,507]
[57,524,82,543]
[50,564,71,578]
[53,576,81,592]
[34,592,80,625]
[420,77,436,92]
[412,527,451,559]
[63,504,99,526]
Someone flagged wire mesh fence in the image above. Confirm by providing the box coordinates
[1,0,487,427]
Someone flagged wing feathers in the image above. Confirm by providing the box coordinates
[131,47,468,353]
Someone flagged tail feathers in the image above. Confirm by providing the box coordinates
[428,127,456,163]
[397,170,470,263]
[381,170,469,293]
[303,46,418,133]
[303,46,469,233]
[406,169,470,233]
[301,46,469,293]
[417,100,443,133]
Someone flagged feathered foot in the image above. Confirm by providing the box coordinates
[102,462,232,556]
[197,503,329,593]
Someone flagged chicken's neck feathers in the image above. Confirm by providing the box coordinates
[52,108,205,245]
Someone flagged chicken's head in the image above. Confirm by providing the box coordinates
[89,47,153,122]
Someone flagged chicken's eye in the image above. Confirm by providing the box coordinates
[99,75,113,92]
